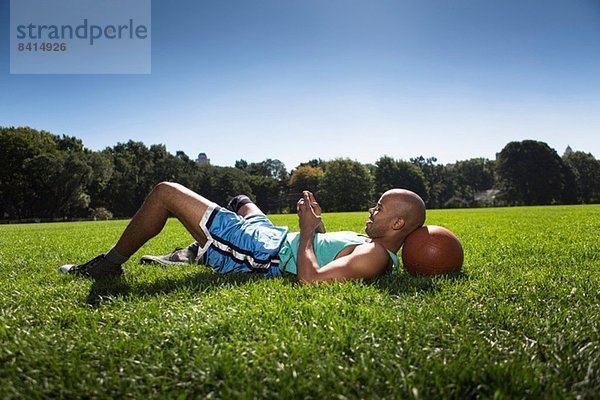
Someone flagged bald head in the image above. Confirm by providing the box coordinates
[382,188,426,233]
[365,188,427,247]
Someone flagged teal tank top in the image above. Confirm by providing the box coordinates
[278,231,400,275]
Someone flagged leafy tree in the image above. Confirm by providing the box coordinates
[563,151,600,203]
[87,151,114,211]
[102,141,156,216]
[149,145,197,188]
[192,165,254,207]
[496,140,567,205]
[288,165,325,210]
[57,135,85,153]
[453,158,495,204]
[235,158,288,182]
[91,207,113,220]
[0,127,93,218]
[234,159,249,171]
[54,152,94,217]
[410,156,455,209]
[289,165,324,196]
[21,154,64,217]
[0,127,58,218]
[297,158,327,170]
[248,175,280,213]
[235,158,289,212]
[212,167,255,206]
[560,161,578,205]
[374,156,428,202]
[319,159,373,212]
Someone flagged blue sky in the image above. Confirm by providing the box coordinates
[1,0,599,169]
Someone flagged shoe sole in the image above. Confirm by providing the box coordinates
[140,255,191,266]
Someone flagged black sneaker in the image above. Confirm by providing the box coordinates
[59,254,123,279]
[140,242,199,266]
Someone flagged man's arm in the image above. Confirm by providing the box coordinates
[297,241,390,284]
[296,191,389,284]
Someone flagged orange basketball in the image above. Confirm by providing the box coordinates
[401,225,463,276]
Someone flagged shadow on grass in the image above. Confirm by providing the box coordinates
[86,268,297,307]
[369,270,468,296]
[86,266,468,307]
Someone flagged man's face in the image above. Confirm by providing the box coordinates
[365,194,395,238]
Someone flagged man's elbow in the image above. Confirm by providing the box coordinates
[298,269,352,285]
[297,266,322,285]
[297,272,316,285]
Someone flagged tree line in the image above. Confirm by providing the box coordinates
[1,126,599,220]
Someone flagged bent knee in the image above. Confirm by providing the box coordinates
[152,181,184,198]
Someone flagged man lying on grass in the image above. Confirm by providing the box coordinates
[60,182,426,284]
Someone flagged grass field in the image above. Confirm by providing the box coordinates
[0,205,599,399]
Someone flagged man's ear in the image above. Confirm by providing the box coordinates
[392,217,405,231]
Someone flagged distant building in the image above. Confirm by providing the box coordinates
[563,145,573,157]
[197,152,210,165]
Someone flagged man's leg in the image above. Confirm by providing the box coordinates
[113,182,212,257]
[60,182,213,277]
[140,194,266,266]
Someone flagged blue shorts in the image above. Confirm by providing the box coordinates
[198,205,288,277]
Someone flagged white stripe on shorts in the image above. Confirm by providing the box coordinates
[209,239,272,270]
[196,203,217,261]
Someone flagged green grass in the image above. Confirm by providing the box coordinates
[0,205,598,399]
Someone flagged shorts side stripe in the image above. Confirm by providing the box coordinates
[197,203,218,256]
[209,242,271,271]
[210,232,278,264]
[205,205,221,229]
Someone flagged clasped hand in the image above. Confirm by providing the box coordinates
[297,191,323,233]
